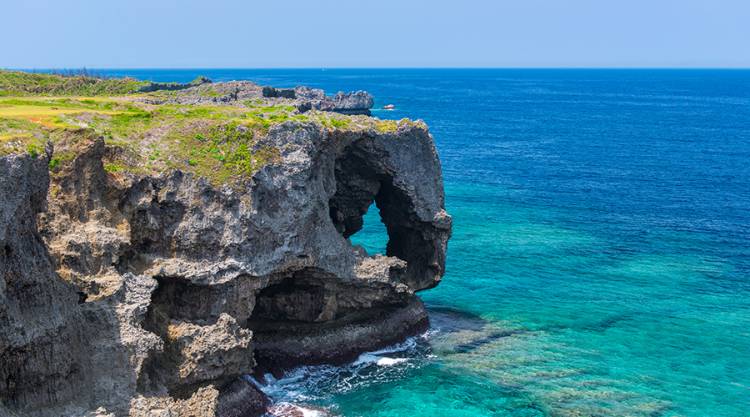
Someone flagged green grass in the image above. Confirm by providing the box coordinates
[0,118,48,156]
[82,102,296,185]
[25,141,44,158]
[166,121,280,184]
[103,162,125,173]
[375,119,399,133]
[374,118,425,134]
[316,113,352,130]
[0,70,149,96]
[0,70,426,185]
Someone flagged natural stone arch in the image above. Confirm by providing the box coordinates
[328,137,446,290]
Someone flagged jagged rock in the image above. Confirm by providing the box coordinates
[294,86,373,115]
[328,91,375,114]
[215,378,269,417]
[0,152,93,415]
[0,81,450,416]
[129,385,220,417]
[141,81,264,106]
[163,314,253,387]
[141,81,373,115]
[137,76,213,93]
[262,86,296,99]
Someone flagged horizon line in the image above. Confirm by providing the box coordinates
[4,66,750,71]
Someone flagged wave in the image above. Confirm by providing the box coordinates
[245,332,433,413]
[267,402,329,417]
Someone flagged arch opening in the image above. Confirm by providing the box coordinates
[348,202,388,255]
[328,141,443,290]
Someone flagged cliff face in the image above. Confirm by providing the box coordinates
[0,77,450,417]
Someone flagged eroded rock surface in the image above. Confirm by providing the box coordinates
[0,82,450,417]
[144,81,374,115]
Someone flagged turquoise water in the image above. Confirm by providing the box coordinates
[101,69,750,417]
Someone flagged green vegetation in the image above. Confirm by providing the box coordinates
[48,156,62,170]
[0,70,149,96]
[86,103,289,184]
[0,95,295,184]
[374,118,426,134]
[190,76,212,85]
[0,118,48,156]
[375,119,399,133]
[318,113,352,130]
[0,71,425,186]
[167,121,280,184]
[103,162,125,173]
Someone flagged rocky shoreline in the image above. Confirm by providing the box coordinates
[0,73,451,416]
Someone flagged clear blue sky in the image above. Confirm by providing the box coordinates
[2,0,748,68]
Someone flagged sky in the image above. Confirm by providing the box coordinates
[2,0,748,68]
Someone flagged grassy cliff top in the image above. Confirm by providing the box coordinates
[0,71,423,186]
[0,70,150,96]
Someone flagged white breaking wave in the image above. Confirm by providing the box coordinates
[269,402,327,417]
[245,331,434,413]
[351,336,419,367]
[352,353,410,367]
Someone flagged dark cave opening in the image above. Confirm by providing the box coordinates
[247,267,407,330]
[250,275,332,323]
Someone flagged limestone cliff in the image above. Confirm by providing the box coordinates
[0,74,450,417]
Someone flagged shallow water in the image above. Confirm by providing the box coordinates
[100,69,750,417]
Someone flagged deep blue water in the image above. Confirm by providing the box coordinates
[99,69,750,417]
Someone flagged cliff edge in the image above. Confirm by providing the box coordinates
[0,71,451,417]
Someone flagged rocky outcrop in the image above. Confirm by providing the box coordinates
[294,87,374,115]
[262,86,375,115]
[0,152,87,415]
[261,87,296,99]
[145,81,374,115]
[0,83,450,416]
[137,76,213,93]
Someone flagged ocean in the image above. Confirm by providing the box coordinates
[98,69,750,417]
